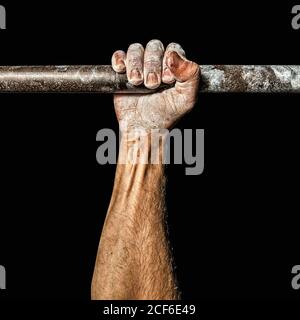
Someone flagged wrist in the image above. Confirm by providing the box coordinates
[112,129,166,204]
[118,129,168,165]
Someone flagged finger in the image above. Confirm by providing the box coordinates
[112,50,126,73]
[126,43,144,86]
[143,39,164,89]
[162,43,185,84]
[166,51,200,83]
[166,51,200,101]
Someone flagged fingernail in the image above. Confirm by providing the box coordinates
[162,67,174,83]
[130,69,143,84]
[146,72,159,88]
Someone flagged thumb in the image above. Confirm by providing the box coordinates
[166,51,200,83]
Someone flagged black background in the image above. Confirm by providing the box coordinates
[0,0,299,304]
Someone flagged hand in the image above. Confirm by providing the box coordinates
[112,40,200,133]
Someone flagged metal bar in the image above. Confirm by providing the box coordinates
[0,65,299,93]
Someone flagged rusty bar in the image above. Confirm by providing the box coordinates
[0,65,299,93]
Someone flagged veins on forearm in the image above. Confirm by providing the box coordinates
[93,141,179,299]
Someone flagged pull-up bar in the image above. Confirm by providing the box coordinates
[0,65,299,93]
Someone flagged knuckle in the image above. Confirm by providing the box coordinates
[144,63,162,73]
[144,58,161,68]
[128,57,143,69]
[144,54,163,71]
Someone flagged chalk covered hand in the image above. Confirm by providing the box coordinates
[112,40,200,132]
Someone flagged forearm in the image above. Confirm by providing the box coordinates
[92,38,199,300]
[91,135,179,300]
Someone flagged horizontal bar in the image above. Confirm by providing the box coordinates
[0,65,299,93]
